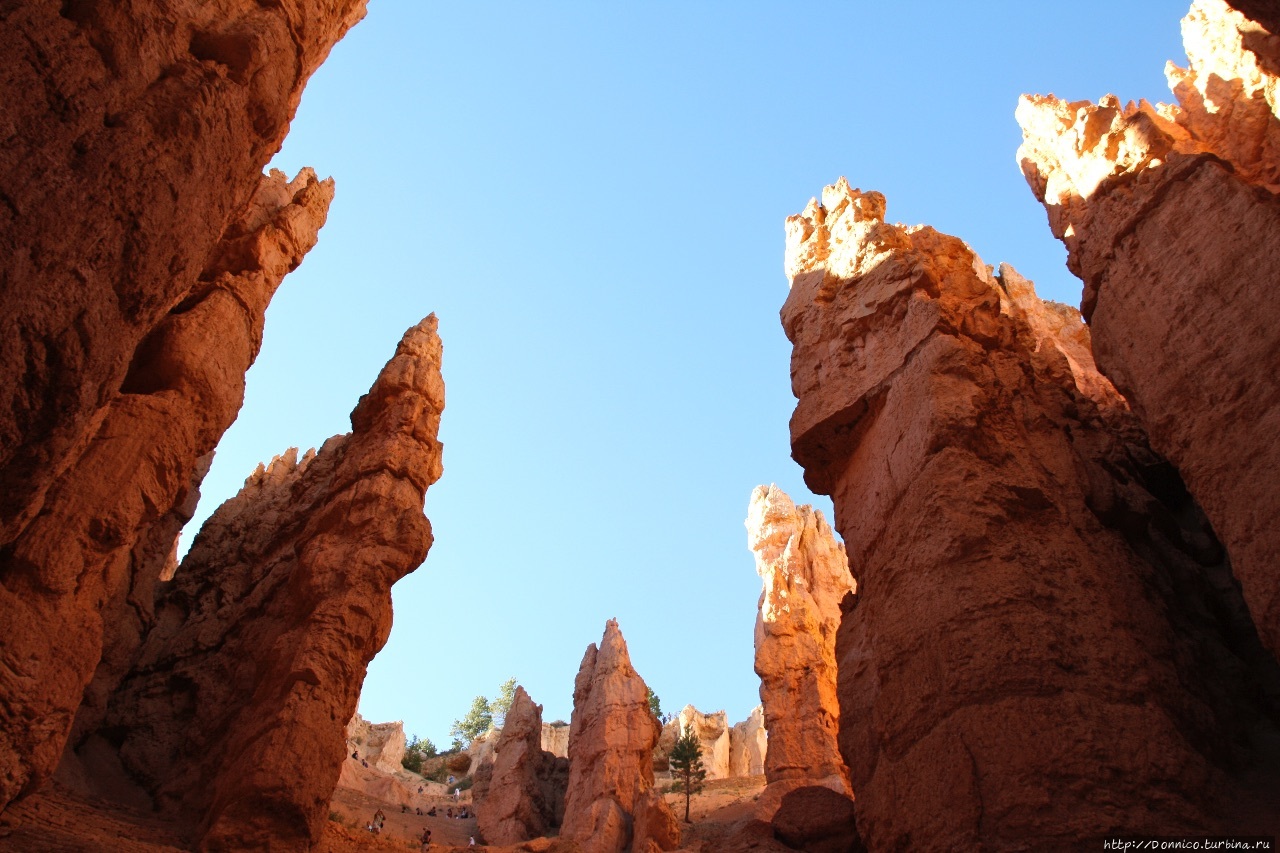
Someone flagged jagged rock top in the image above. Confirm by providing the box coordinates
[1016,0,1280,313]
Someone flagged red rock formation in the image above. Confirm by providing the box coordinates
[91,316,444,850]
[0,0,365,543]
[1018,0,1280,661]
[478,686,554,845]
[561,620,678,853]
[782,179,1280,847]
[0,168,335,810]
[746,485,851,800]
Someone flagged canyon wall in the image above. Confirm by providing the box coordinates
[561,620,678,853]
[90,316,444,850]
[1018,0,1280,661]
[0,0,365,811]
[782,179,1279,847]
[746,485,851,797]
[0,168,335,811]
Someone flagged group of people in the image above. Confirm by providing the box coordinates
[368,800,476,848]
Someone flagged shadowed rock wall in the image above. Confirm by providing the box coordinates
[96,316,444,850]
[782,179,1280,848]
[0,0,366,811]
[1018,0,1280,662]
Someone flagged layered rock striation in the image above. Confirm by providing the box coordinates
[1017,0,1280,661]
[561,620,678,853]
[782,179,1280,847]
[90,316,444,850]
[0,168,335,810]
[746,485,851,796]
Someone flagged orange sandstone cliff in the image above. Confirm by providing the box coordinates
[781,179,1280,847]
[85,316,444,850]
[0,0,366,812]
[1018,0,1280,661]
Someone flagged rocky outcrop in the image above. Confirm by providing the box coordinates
[542,721,571,759]
[87,316,444,850]
[782,179,1280,847]
[346,712,408,776]
[1,167,336,811]
[478,686,555,845]
[727,705,767,778]
[561,620,678,853]
[676,706,730,780]
[653,718,680,773]
[1018,0,1280,661]
[772,786,864,853]
[746,485,851,797]
[0,0,366,812]
[0,0,365,543]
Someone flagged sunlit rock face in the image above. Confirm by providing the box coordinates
[0,168,335,812]
[747,485,851,799]
[561,620,678,853]
[727,705,767,778]
[676,705,730,780]
[88,317,444,851]
[782,179,1280,848]
[1018,0,1280,661]
[346,712,409,776]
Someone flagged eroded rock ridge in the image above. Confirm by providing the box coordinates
[87,316,445,850]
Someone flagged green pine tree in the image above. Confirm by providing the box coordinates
[449,695,493,749]
[646,686,663,720]
[669,728,706,823]
[491,677,518,728]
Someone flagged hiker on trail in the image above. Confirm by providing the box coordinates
[421,826,432,849]
[469,837,476,847]
[454,787,461,800]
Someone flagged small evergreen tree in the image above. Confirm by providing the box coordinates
[646,686,662,720]
[669,728,706,823]
[450,695,493,749]
[491,677,518,728]
[401,735,437,774]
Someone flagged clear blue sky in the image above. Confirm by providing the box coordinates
[189,1,1188,745]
